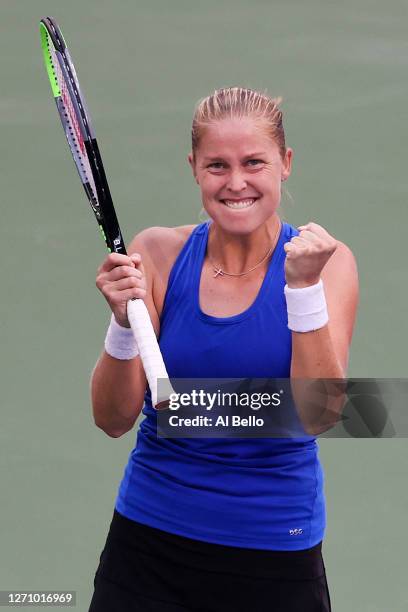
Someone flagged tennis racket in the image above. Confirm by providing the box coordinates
[40,16,171,408]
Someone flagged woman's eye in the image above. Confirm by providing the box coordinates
[207,159,264,171]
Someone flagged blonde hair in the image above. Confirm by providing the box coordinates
[191,87,286,160]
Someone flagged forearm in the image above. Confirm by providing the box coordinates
[290,325,347,435]
[91,351,146,437]
[290,324,345,379]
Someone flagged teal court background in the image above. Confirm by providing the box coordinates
[0,1,407,610]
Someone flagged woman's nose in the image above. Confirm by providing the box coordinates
[226,169,247,192]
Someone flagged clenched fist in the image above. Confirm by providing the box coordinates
[96,252,147,328]
[283,222,337,288]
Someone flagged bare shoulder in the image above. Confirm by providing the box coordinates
[128,224,196,255]
[127,225,197,275]
[127,224,198,317]
[321,239,359,314]
[321,240,358,281]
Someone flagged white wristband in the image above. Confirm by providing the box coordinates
[284,279,329,332]
[104,314,139,360]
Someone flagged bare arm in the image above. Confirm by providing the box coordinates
[90,353,147,437]
[290,240,359,379]
[90,229,160,437]
[284,224,359,434]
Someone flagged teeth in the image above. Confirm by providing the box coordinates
[224,198,256,209]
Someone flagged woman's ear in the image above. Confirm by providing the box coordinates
[187,153,199,185]
[281,147,293,182]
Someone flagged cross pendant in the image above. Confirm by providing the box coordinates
[213,268,224,278]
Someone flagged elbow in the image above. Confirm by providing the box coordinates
[91,397,141,437]
[105,429,128,439]
[91,392,135,439]
[93,415,132,438]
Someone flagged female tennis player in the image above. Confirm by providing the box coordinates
[88,87,358,612]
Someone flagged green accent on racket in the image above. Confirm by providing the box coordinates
[40,23,60,98]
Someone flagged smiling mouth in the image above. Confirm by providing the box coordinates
[220,197,259,209]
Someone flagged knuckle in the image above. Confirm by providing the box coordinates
[109,293,120,305]
[96,277,107,292]
[126,266,141,279]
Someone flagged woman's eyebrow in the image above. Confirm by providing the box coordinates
[203,152,267,161]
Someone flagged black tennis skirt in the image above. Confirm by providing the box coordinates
[89,510,331,612]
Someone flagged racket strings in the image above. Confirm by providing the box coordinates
[62,52,90,136]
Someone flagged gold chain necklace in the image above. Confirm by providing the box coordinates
[207,220,281,278]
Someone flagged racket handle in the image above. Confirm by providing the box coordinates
[126,299,173,409]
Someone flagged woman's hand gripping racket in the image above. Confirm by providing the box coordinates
[40,16,171,408]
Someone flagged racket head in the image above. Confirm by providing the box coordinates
[40,17,126,254]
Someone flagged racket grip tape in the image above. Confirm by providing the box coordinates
[126,299,173,409]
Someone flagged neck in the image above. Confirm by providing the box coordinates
[206,215,281,275]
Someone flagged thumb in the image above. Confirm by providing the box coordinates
[130,252,145,275]
[130,252,142,265]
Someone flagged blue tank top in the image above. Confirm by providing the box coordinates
[115,221,326,551]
